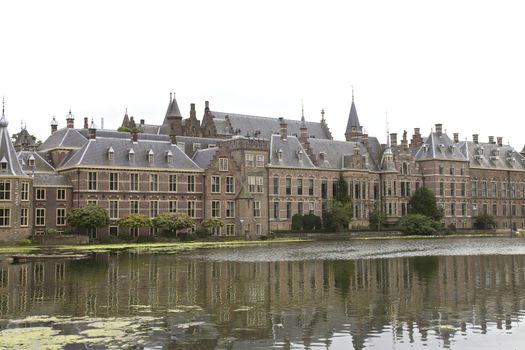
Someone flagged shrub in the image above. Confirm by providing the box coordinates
[136,234,156,243]
[291,214,303,231]
[195,227,210,238]
[17,239,34,246]
[473,214,496,230]
[45,228,59,236]
[399,214,438,235]
[303,213,322,230]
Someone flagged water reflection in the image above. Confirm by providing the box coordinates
[1,243,525,348]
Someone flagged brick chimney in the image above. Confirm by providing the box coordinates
[131,130,138,142]
[390,133,397,146]
[435,123,443,136]
[84,117,89,129]
[497,137,503,146]
[453,133,459,143]
[410,128,423,148]
[88,120,96,139]
[66,110,74,128]
[170,134,177,144]
[488,136,494,144]
[473,134,479,144]
[190,103,196,119]
[50,116,58,134]
[279,117,288,140]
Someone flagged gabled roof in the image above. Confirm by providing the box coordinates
[192,147,218,169]
[175,136,223,157]
[14,128,36,148]
[269,135,315,168]
[307,137,380,170]
[209,111,332,140]
[462,141,525,170]
[18,150,55,173]
[38,128,88,151]
[0,112,28,177]
[414,132,468,161]
[59,134,201,171]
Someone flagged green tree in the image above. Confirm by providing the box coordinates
[153,212,194,234]
[323,175,353,232]
[66,205,110,232]
[303,213,322,230]
[291,214,303,231]
[118,214,151,230]
[368,207,386,230]
[409,187,443,221]
[399,214,438,235]
[334,174,350,204]
[473,213,496,229]
[201,217,224,230]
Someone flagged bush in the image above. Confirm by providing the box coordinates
[399,214,438,235]
[45,228,59,236]
[195,227,210,238]
[179,233,196,241]
[17,239,34,246]
[303,213,322,230]
[136,234,156,243]
[118,233,135,242]
[291,214,303,231]
[473,214,496,230]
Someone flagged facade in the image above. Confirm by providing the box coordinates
[0,93,524,242]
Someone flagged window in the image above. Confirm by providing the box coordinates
[57,188,66,201]
[211,176,220,193]
[35,208,45,226]
[439,164,444,175]
[192,143,201,151]
[88,172,97,191]
[169,200,177,212]
[285,177,292,195]
[308,202,315,214]
[308,179,314,196]
[481,181,487,197]
[109,172,119,191]
[256,223,261,235]
[226,224,235,236]
[273,177,279,195]
[169,175,177,192]
[109,200,118,219]
[35,187,45,200]
[462,203,467,216]
[56,208,66,226]
[460,164,465,175]
[502,183,508,198]
[21,182,29,201]
[249,176,263,193]
[256,155,265,167]
[109,226,118,236]
[322,180,328,199]
[130,173,139,191]
[211,201,220,217]
[273,202,280,219]
[149,201,158,218]
[461,183,466,197]
[450,166,455,175]
[130,200,139,214]
[471,181,478,197]
[297,178,303,196]
[493,204,498,216]
[149,174,158,191]
[226,176,234,193]
[401,162,409,175]
[492,182,498,198]
[20,208,28,227]
[226,201,235,218]
[188,201,196,218]
[256,177,263,192]
[148,150,154,163]
[0,208,10,227]
[439,181,444,196]
[451,182,456,197]
[512,184,516,198]
[253,201,261,217]
[298,202,304,215]
[451,203,456,216]
[286,202,292,219]
[0,160,6,171]
[87,200,98,205]
[521,183,525,198]
[245,153,254,167]
[187,175,195,192]
[219,158,228,171]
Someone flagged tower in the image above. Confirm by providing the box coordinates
[345,88,363,141]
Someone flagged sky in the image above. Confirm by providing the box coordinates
[0,0,524,150]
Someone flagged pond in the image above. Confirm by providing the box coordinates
[1,237,525,349]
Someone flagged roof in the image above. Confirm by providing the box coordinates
[269,135,316,168]
[59,134,201,171]
[462,141,525,170]
[345,99,362,135]
[307,137,380,170]
[17,150,55,173]
[209,111,332,140]
[192,147,218,169]
[38,128,88,151]
[14,128,36,148]
[174,136,223,157]
[0,112,28,177]
[414,132,468,161]
[33,173,72,187]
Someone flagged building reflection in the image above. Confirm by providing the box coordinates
[1,253,525,349]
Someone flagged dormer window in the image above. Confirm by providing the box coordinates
[148,149,154,163]
[297,150,304,161]
[0,157,7,171]
[319,152,326,162]
[166,150,173,164]
[177,142,185,151]
[107,147,115,160]
[277,148,283,161]
[193,143,201,151]
[128,148,135,161]
[28,154,35,167]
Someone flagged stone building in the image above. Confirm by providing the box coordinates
[0,92,524,242]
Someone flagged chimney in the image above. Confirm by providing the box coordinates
[88,120,96,139]
[205,101,209,112]
[66,110,74,128]
[50,116,58,134]
[473,134,479,144]
[488,136,494,144]
[170,134,177,144]
[190,103,196,119]
[390,133,397,146]
[84,117,88,129]
[410,128,423,149]
[279,117,288,140]
[362,133,369,146]
[497,137,503,146]
[453,133,459,143]
[101,117,104,129]
[131,130,138,142]
[435,123,443,136]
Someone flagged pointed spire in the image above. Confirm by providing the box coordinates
[301,99,305,122]
[352,85,354,103]
[345,88,362,140]
[165,92,182,118]
[321,108,325,122]
[0,97,8,127]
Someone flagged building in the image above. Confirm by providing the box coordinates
[0,93,524,242]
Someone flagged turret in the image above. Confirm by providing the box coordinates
[50,116,58,134]
[345,89,363,141]
[66,109,74,128]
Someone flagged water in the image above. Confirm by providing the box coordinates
[2,237,525,349]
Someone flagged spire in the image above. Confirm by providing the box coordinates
[321,108,325,122]
[0,97,8,127]
[165,92,182,118]
[352,85,354,103]
[344,88,362,141]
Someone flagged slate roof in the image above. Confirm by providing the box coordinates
[307,138,379,170]
[33,173,73,187]
[18,150,55,173]
[209,111,332,140]
[192,147,218,169]
[269,135,316,168]
[345,99,362,135]
[175,136,223,157]
[60,135,202,171]
[0,113,28,177]
[414,132,468,161]
[38,128,88,151]
[522,145,525,153]
[461,141,525,170]
[14,128,36,148]
[381,147,396,171]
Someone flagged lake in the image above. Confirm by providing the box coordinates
[2,237,525,349]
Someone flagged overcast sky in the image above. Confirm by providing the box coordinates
[1,0,524,149]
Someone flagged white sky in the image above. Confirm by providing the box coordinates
[1,0,524,149]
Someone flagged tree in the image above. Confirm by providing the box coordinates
[291,214,303,231]
[334,174,350,204]
[323,175,353,232]
[473,213,496,229]
[67,205,110,232]
[153,212,194,234]
[368,207,386,230]
[399,214,438,235]
[409,187,443,221]
[201,217,224,230]
[118,214,151,230]
[303,213,322,230]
